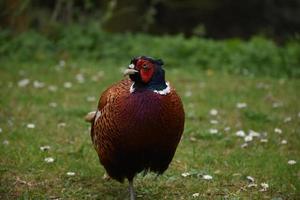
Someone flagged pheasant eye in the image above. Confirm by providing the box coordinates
[142,64,148,69]
[128,64,135,69]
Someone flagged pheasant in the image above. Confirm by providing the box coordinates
[86,56,185,200]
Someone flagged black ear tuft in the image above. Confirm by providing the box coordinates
[155,59,164,66]
[130,57,138,64]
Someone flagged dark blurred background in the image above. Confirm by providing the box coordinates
[1,0,300,40]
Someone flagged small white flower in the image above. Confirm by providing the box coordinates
[209,128,218,134]
[44,157,55,163]
[0,127,2,133]
[210,120,218,124]
[40,145,51,151]
[236,102,247,109]
[260,139,268,143]
[192,193,199,198]
[76,73,85,83]
[3,140,9,145]
[209,109,218,116]
[236,130,246,137]
[274,128,282,134]
[260,183,269,191]
[33,81,45,88]
[66,171,76,176]
[27,123,35,129]
[298,112,300,118]
[102,173,110,180]
[272,102,283,108]
[284,117,292,123]
[249,130,261,137]
[86,96,96,102]
[48,85,58,92]
[241,143,248,148]
[224,127,231,132]
[244,135,253,142]
[57,122,66,128]
[202,174,213,180]
[49,102,57,108]
[64,82,72,88]
[288,160,297,165]
[189,136,197,142]
[281,140,287,144]
[246,176,255,182]
[18,79,30,87]
[181,172,190,177]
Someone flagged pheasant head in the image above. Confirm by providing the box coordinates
[124,56,168,92]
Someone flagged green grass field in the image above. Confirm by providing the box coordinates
[0,59,299,199]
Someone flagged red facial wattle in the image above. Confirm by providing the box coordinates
[140,67,154,83]
[136,60,155,83]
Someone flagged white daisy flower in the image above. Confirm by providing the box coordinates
[202,174,213,180]
[288,160,296,165]
[3,140,9,145]
[49,102,57,108]
[66,171,76,176]
[246,176,255,182]
[27,123,35,129]
[248,130,261,137]
[274,128,282,134]
[75,73,85,83]
[210,120,218,124]
[260,183,269,191]
[57,122,66,128]
[63,82,72,88]
[192,193,199,198]
[18,79,30,87]
[236,102,247,109]
[272,102,283,108]
[33,81,45,88]
[241,143,248,148]
[181,172,190,177]
[209,109,218,116]
[284,117,292,123]
[44,157,55,163]
[189,136,197,142]
[260,139,268,143]
[48,85,58,92]
[209,128,218,134]
[40,145,51,151]
[236,130,246,137]
[244,135,253,142]
[281,140,287,145]
[224,127,231,132]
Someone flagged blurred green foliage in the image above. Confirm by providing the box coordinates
[1,23,299,78]
[1,0,300,38]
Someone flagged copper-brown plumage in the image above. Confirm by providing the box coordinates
[88,56,185,199]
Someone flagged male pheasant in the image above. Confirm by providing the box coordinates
[86,56,185,200]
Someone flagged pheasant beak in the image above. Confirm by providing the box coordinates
[123,68,138,76]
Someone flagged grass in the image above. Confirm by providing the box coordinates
[0,58,299,200]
